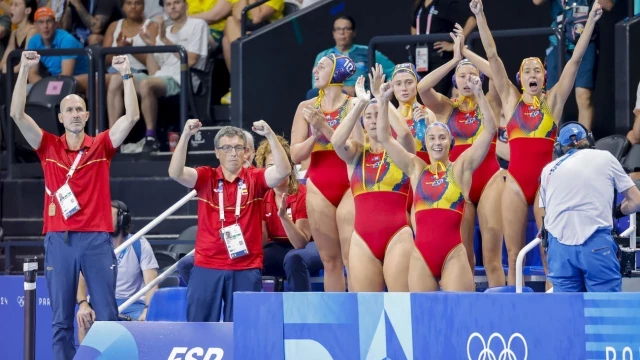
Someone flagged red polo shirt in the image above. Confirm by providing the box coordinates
[36,130,118,233]
[263,185,307,243]
[193,166,269,270]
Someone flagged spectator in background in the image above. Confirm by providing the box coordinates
[188,0,234,49]
[243,129,255,167]
[220,0,284,105]
[76,200,159,342]
[309,15,395,99]
[256,136,323,292]
[103,0,159,128]
[59,0,122,46]
[27,7,89,90]
[627,81,640,145]
[107,0,209,153]
[0,0,38,74]
[0,14,11,61]
[535,0,615,131]
[411,0,477,97]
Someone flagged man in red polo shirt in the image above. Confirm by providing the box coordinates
[10,51,141,360]
[169,119,291,322]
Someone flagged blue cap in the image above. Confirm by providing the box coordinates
[558,123,587,146]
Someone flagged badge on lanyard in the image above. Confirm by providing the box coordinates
[55,183,81,220]
[415,6,434,73]
[218,179,249,259]
[47,149,84,219]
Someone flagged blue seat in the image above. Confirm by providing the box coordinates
[146,287,187,322]
[484,285,534,293]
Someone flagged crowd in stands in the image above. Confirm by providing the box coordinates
[0,0,289,153]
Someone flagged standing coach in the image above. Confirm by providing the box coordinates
[169,119,291,322]
[539,122,640,292]
[10,51,140,359]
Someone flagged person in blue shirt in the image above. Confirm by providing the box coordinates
[308,15,395,99]
[534,0,615,131]
[27,7,89,90]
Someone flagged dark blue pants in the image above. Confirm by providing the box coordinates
[177,253,195,285]
[187,266,261,322]
[283,241,323,292]
[44,231,118,360]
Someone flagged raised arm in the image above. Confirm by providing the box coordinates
[457,75,497,173]
[369,64,416,152]
[168,119,200,188]
[9,51,43,149]
[254,121,292,188]
[377,83,422,178]
[276,193,311,249]
[470,0,517,105]
[417,31,462,114]
[549,1,602,114]
[109,56,141,148]
[331,76,369,164]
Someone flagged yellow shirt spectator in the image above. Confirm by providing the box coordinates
[187,0,228,42]
[228,0,284,23]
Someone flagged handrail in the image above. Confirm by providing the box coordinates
[241,0,269,37]
[118,249,194,313]
[95,45,189,132]
[5,47,95,179]
[368,27,560,89]
[114,190,197,255]
[515,237,542,293]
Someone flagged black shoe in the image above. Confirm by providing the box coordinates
[141,136,159,153]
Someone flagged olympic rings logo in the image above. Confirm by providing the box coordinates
[467,332,528,360]
[17,296,24,307]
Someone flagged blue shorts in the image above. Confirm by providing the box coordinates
[116,298,145,320]
[545,41,598,90]
[547,228,621,292]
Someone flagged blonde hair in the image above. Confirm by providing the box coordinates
[255,135,299,195]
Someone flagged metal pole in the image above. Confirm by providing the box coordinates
[118,249,195,313]
[86,48,95,135]
[97,46,107,133]
[114,190,197,255]
[515,238,541,293]
[179,48,188,131]
[23,257,37,360]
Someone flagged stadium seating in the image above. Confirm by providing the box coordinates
[595,135,630,160]
[146,287,188,321]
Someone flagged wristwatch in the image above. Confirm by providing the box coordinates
[78,299,92,308]
[122,73,134,80]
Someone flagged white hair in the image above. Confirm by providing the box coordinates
[243,130,255,150]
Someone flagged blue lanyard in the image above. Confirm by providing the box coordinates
[542,149,578,202]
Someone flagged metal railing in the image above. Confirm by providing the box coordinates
[95,45,190,132]
[241,0,270,37]
[5,48,95,179]
[368,27,561,86]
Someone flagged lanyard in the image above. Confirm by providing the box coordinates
[416,6,434,35]
[218,179,244,226]
[45,149,84,196]
[362,149,386,192]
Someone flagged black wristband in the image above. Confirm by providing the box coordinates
[613,204,626,219]
[78,299,91,308]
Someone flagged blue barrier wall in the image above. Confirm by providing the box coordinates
[234,292,640,360]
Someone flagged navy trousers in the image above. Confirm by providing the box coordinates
[45,231,118,360]
[187,266,261,322]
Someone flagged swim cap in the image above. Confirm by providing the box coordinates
[425,121,455,150]
[324,54,356,85]
[392,63,420,81]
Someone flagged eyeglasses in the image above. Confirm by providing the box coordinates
[333,27,353,33]
[217,145,246,153]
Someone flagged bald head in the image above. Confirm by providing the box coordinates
[60,94,86,112]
